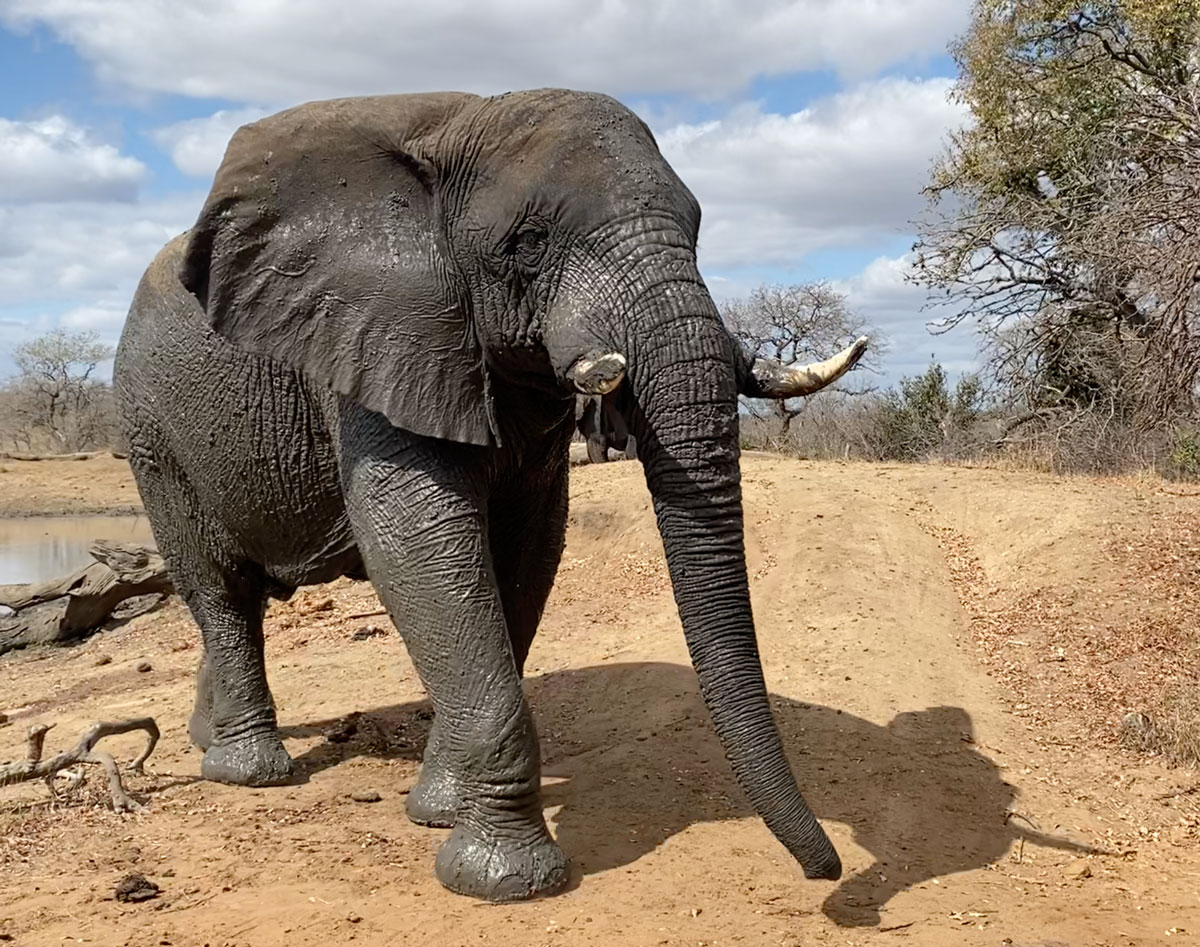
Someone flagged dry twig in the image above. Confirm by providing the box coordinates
[0,717,159,812]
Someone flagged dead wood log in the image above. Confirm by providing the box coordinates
[0,717,159,812]
[0,451,107,462]
[0,541,174,656]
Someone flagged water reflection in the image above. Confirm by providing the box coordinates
[0,515,156,587]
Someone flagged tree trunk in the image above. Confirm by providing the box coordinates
[0,541,173,656]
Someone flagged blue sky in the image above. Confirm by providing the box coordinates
[0,1,979,384]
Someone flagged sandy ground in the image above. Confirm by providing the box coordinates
[0,455,142,517]
[1,453,1199,946]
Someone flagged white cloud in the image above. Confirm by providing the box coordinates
[58,300,132,337]
[1,0,968,103]
[659,77,967,268]
[833,253,980,379]
[151,107,270,178]
[0,195,196,317]
[0,115,147,203]
[0,196,197,374]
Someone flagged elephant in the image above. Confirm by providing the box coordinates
[113,88,868,902]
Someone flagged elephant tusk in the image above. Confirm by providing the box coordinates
[746,336,868,399]
[568,352,627,395]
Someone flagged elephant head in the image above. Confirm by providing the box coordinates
[180,89,864,882]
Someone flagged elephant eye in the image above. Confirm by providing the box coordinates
[507,222,549,268]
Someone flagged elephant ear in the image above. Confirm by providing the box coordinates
[180,93,497,446]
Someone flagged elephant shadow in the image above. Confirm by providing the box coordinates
[281,661,1091,927]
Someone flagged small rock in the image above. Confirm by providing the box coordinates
[1067,859,1093,880]
[350,790,382,803]
[94,655,113,666]
[135,661,153,673]
[115,873,160,902]
[347,913,363,924]
[350,625,386,641]
[324,713,361,744]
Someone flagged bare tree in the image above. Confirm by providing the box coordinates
[721,282,884,437]
[3,330,116,452]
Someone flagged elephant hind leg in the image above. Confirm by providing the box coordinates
[189,654,214,750]
[185,579,292,787]
[127,445,291,786]
[405,713,460,828]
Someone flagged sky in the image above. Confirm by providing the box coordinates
[0,0,982,385]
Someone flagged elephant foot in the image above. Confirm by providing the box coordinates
[405,765,462,827]
[201,734,293,787]
[434,821,570,902]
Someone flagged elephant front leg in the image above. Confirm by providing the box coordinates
[491,463,570,676]
[408,462,570,828]
[343,438,568,901]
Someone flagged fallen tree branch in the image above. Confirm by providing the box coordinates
[0,451,108,462]
[0,541,174,656]
[0,717,159,812]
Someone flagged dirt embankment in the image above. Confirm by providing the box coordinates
[1,453,1198,947]
[0,454,143,517]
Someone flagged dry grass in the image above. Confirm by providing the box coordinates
[912,497,1200,766]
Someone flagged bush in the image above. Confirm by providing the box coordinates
[870,365,988,462]
[1159,429,1200,482]
[736,363,992,464]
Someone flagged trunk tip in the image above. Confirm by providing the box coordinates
[802,845,843,881]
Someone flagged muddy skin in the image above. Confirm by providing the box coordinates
[115,89,857,900]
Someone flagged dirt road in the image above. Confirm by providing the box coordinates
[1,454,1198,945]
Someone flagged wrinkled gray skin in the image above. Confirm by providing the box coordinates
[114,89,843,901]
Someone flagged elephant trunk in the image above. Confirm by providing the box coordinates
[617,282,842,881]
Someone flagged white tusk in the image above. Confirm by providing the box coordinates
[748,336,868,398]
[568,352,627,395]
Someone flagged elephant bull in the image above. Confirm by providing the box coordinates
[114,88,866,901]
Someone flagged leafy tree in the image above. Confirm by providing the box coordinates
[913,0,1200,432]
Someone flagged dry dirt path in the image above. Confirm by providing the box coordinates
[1,454,1198,946]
